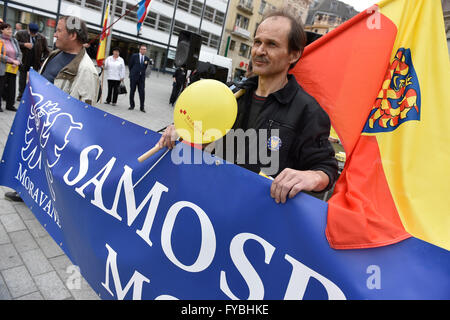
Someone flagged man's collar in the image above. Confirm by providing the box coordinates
[54,47,86,78]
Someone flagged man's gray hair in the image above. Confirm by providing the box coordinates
[60,16,89,44]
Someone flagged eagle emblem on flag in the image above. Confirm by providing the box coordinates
[363,48,421,133]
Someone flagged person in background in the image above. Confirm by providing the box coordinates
[103,47,125,106]
[0,23,22,112]
[188,68,200,86]
[128,44,151,112]
[0,29,12,111]
[4,16,99,203]
[14,23,22,36]
[40,16,99,106]
[15,22,50,101]
[169,66,186,106]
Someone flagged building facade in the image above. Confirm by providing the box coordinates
[304,0,357,35]
[0,0,229,71]
[220,0,312,82]
[443,0,450,55]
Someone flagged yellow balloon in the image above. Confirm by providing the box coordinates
[173,79,238,144]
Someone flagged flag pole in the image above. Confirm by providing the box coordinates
[105,0,117,59]
[89,0,141,47]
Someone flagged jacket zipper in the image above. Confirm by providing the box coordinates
[268,119,296,131]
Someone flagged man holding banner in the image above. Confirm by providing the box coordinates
[40,16,99,106]
[159,10,338,204]
[4,16,99,203]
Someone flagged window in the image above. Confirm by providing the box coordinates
[204,6,215,22]
[239,43,250,57]
[173,21,186,36]
[124,2,138,22]
[187,25,197,33]
[191,1,203,17]
[144,11,157,28]
[259,0,266,14]
[178,0,190,12]
[229,40,236,51]
[115,0,125,16]
[84,0,103,11]
[235,14,249,30]
[162,0,175,5]
[157,15,172,32]
[200,30,220,49]
[214,11,224,25]
[210,34,220,49]
[201,31,209,46]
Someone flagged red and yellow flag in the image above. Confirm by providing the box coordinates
[96,1,111,67]
[291,0,450,250]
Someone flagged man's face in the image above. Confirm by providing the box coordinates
[54,19,76,51]
[139,46,147,55]
[251,16,300,78]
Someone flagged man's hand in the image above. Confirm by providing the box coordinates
[157,124,179,150]
[24,43,33,49]
[270,168,329,204]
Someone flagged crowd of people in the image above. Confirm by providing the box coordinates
[0,21,55,112]
[2,16,100,202]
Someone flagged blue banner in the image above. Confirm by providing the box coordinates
[0,70,448,300]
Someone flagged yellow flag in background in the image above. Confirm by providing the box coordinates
[372,0,450,250]
[96,1,110,67]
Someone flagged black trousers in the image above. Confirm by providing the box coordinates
[106,79,121,104]
[17,68,29,99]
[129,75,145,110]
[0,73,17,109]
[169,82,183,104]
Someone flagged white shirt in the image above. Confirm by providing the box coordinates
[104,55,125,81]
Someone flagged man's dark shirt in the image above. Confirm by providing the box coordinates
[41,51,76,83]
[245,93,266,130]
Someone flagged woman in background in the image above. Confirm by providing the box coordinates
[0,22,21,112]
[103,47,125,106]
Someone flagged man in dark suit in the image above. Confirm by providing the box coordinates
[128,44,151,112]
[15,23,50,101]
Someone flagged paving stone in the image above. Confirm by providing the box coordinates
[0,243,22,270]
[24,218,48,238]
[50,256,101,301]
[0,199,16,215]
[20,248,54,276]
[15,291,44,300]
[9,230,39,253]
[14,203,36,221]
[33,271,72,300]
[36,234,64,258]
[1,265,37,298]
[49,255,73,281]
[0,274,12,300]
[0,222,10,245]
[0,213,27,232]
